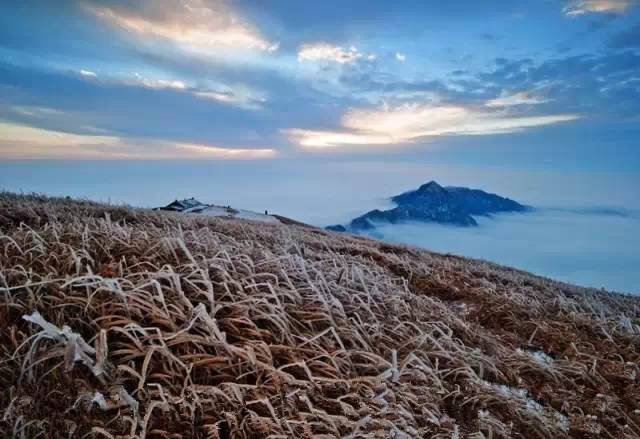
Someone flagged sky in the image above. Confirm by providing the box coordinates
[1,1,640,293]
[0,0,639,166]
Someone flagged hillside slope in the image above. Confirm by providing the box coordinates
[0,193,639,438]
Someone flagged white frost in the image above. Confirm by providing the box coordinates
[196,205,281,224]
[517,347,555,366]
[22,311,104,378]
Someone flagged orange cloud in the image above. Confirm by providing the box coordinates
[563,0,634,15]
[82,0,278,55]
[0,122,276,160]
[285,102,579,149]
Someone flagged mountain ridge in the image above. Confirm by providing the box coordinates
[327,180,530,232]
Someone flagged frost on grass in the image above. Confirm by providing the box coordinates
[516,347,554,366]
[0,192,639,438]
[20,311,106,379]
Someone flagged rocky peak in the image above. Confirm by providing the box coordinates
[327,181,530,232]
[416,180,446,193]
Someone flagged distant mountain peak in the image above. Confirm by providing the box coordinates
[418,180,445,192]
[326,181,530,232]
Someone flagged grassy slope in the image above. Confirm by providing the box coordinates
[0,192,638,438]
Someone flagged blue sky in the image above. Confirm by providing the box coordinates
[0,0,639,168]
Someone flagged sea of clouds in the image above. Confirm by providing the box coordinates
[369,209,640,294]
[2,159,638,294]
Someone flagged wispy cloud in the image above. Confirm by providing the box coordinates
[175,143,275,159]
[285,129,394,148]
[395,52,406,62]
[79,69,97,77]
[191,88,266,109]
[81,0,278,56]
[0,121,122,158]
[563,0,635,16]
[486,91,549,107]
[297,43,372,64]
[10,106,66,118]
[132,74,187,90]
[129,74,266,109]
[0,122,276,159]
[285,102,579,148]
[74,70,266,110]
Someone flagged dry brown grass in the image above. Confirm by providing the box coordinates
[0,192,639,438]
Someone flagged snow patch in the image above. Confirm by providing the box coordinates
[517,347,554,366]
[481,380,570,432]
[196,205,281,224]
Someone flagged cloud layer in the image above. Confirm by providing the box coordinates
[286,101,578,148]
[0,121,275,159]
[82,0,278,55]
[0,0,639,160]
[563,0,635,15]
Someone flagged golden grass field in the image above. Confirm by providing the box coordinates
[1,193,639,438]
